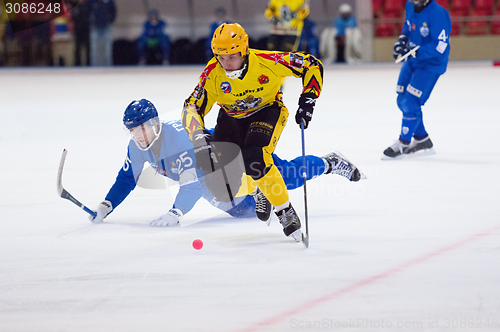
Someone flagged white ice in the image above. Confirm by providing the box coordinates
[1,62,500,332]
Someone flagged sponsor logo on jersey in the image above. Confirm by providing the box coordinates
[170,161,179,175]
[420,22,429,37]
[258,75,269,84]
[232,87,264,97]
[223,95,264,116]
[412,23,416,31]
[234,95,263,110]
[221,82,232,93]
[289,53,304,69]
[191,84,204,100]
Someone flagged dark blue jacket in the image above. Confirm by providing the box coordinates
[89,0,116,29]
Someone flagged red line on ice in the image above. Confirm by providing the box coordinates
[239,224,500,332]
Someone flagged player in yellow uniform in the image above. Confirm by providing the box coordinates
[265,0,310,52]
[182,23,323,242]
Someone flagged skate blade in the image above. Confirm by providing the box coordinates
[381,153,404,161]
[289,229,303,242]
[381,148,435,160]
[405,147,436,158]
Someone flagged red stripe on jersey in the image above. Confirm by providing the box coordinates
[303,76,321,96]
[188,117,202,135]
[199,62,218,86]
[255,52,289,66]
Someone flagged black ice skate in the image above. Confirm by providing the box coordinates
[323,152,365,181]
[406,136,434,155]
[382,139,409,159]
[275,204,302,242]
[250,187,272,224]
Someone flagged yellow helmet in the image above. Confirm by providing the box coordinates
[211,23,249,56]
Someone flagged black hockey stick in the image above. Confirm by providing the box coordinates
[57,149,97,218]
[300,120,309,248]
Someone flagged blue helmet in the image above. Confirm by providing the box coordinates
[123,99,158,129]
[123,99,162,151]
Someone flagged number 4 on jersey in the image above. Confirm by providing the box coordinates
[438,29,448,42]
[436,29,449,54]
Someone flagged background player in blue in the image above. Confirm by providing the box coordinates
[89,99,363,229]
[383,0,451,158]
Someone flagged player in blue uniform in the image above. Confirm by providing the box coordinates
[89,99,363,228]
[383,0,451,158]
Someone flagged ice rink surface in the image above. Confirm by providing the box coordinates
[1,62,500,331]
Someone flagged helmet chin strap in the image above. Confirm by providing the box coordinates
[224,62,247,79]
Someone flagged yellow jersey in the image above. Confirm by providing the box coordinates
[182,49,323,140]
[264,0,310,36]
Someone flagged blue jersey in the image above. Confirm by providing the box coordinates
[401,0,451,74]
[105,120,204,215]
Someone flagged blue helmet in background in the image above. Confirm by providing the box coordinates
[123,99,162,151]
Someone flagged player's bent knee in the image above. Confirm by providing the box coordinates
[398,92,421,115]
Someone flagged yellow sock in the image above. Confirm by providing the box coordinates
[255,165,289,207]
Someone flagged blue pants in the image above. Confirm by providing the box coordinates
[206,154,326,218]
[396,61,441,142]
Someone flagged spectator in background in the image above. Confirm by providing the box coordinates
[89,0,116,66]
[137,9,170,65]
[0,4,7,66]
[206,7,230,61]
[264,0,310,52]
[297,18,319,58]
[320,3,362,63]
[71,0,91,66]
[50,10,75,66]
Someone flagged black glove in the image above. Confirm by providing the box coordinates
[295,93,317,129]
[193,130,218,173]
[393,34,409,60]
